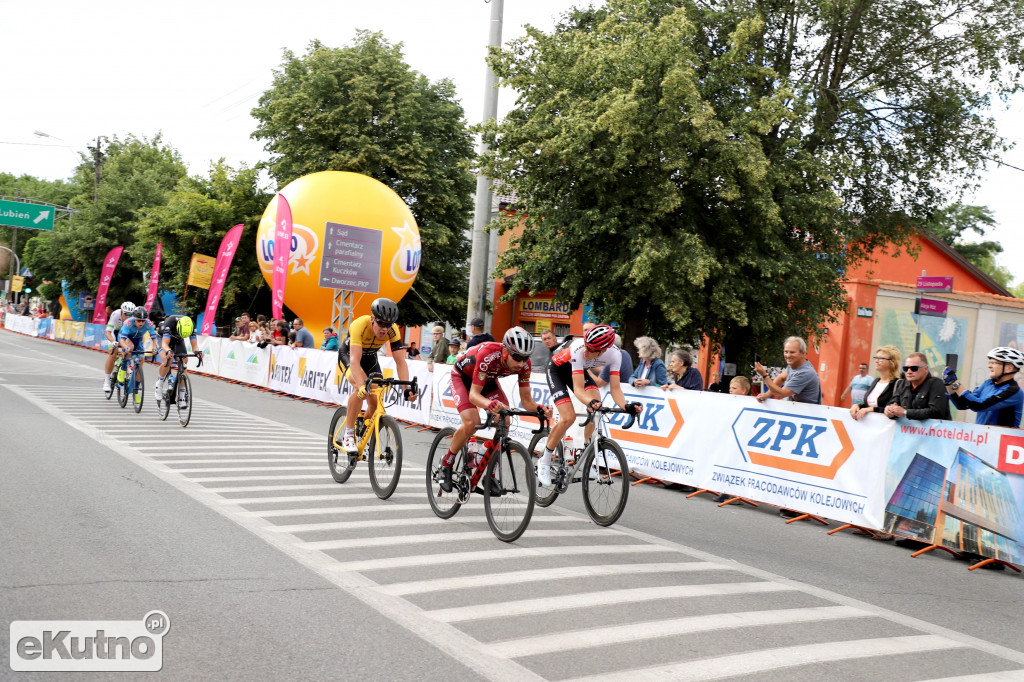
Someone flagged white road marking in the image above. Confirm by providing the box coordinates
[298,528,616,551]
[329,545,681,572]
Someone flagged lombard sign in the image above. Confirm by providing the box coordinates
[608,391,683,449]
[731,407,853,479]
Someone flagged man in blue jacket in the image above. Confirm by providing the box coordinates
[945,347,1023,427]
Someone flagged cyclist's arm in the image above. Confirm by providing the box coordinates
[517,383,543,413]
[392,346,410,383]
[348,344,368,388]
[570,372,597,406]
[468,382,501,413]
[608,373,631,409]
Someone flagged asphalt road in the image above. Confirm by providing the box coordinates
[2,328,1023,681]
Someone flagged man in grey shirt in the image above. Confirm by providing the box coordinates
[754,336,821,405]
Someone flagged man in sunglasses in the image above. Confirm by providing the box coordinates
[438,326,552,492]
[884,352,951,421]
[336,298,417,459]
[944,347,1023,427]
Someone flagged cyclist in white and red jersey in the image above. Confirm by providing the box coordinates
[438,327,552,492]
[538,323,640,486]
[102,301,136,394]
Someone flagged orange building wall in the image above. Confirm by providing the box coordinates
[847,238,995,294]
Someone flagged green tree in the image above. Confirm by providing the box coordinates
[131,161,272,321]
[0,173,74,277]
[25,134,187,304]
[251,32,476,327]
[923,203,1014,289]
[483,0,1024,363]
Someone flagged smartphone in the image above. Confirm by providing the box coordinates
[945,353,958,372]
[754,354,762,365]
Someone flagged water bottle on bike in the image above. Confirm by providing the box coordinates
[467,438,484,472]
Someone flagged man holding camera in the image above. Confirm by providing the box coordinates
[944,347,1023,427]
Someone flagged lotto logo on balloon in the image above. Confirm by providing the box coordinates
[255,172,421,336]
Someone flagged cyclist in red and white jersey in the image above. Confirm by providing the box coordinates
[438,326,552,492]
[538,323,640,486]
[102,301,136,394]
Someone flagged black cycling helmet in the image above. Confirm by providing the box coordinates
[370,297,399,325]
[132,307,147,321]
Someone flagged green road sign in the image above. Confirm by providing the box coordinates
[0,199,56,231]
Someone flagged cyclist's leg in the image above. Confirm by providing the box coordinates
[438,373,480,491]
[581,373,601,442]
[363,356,382,419]
[544,364,573,450]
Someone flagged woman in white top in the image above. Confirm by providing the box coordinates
[850,345,902,420]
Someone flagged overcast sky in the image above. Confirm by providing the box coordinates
[1,0,1020,286]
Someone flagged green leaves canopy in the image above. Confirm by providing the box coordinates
[251,33,476,327]
[483,0,1024,362]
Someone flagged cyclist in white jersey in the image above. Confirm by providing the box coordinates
[103,301,136,393]
[537,324,639,485]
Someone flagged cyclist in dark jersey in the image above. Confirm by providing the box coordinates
[438,326,551,492]
[154,314,204,401]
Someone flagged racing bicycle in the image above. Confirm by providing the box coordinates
[156,353,201,427]
[427,408,547,542]
[328,374,418,499]
[113,349,150,413]
[528,403,639,526]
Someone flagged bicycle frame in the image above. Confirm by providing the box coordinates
[473,409,548,492]
[551,405,638,490]
[334,375,418,461]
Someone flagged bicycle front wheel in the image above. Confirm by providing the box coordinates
[132,363,144,413]
[368,415,403,500]
[484,441,536,543]
[426,427,464,519]
[118,368,129,409]
[176,371,192,427]
[157,379,171,421]
[327,406,353,484]
[528,430,561,508]
[582,438,629,526]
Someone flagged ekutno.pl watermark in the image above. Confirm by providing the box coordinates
[9,611,169,672]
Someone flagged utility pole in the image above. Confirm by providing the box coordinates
[88,136,104,201]
[466,0,503,333]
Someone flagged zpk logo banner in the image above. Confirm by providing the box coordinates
[731,407,853,479]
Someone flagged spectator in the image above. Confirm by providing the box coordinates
[755,337,821,405]
[530,329,559,368]
[229,313,250,340]
[729,376,752,395]
[287,330,297,345]
[884,352,950,421]
[663,349,703,391]
[321,326,339,351]
[426,325,449,372]
[945,347,1023,427]
[445,339,461,364]
[840,361,874,406]
[247,320,264,344]
[850,346,901,421]
[631,336,667,387]
[465,317,494,349]
[270,319,289,345]
[706,370,724,393]
[407,341,421,358]
[291,318,315,348]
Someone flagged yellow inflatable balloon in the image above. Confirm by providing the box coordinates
[256,171,421,337]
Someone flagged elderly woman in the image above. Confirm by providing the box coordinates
[663,349,703,391]
[850,345,902,420]
[631,336,668,387]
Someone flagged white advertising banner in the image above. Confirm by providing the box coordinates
[194,336,223,377]
[325,354,432,423]
[219,339,272,385]
[3,315,41,336]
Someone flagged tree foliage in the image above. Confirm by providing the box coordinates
[24,134,187,304]
[0,173,74,273]
[131,161,273,319]
[250,32,476,327]
[923,203,1014,289]
[483,0,1024,363]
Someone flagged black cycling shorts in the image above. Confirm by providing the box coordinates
[546,361,596,406]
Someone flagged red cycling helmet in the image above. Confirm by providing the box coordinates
[584,324,616,352]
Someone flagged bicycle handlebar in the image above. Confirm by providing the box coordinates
[578,402,641,430]
[363,374,419,396]
[477,408,549,434]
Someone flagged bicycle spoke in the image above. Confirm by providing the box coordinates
[484,441,535,542]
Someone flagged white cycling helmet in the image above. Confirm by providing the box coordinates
[502,326,535,356]
[987,346,1024,371]
[120,301,136,315]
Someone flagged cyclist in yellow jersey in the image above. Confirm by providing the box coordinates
[337,298,418,458]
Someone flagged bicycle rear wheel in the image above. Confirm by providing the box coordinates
[368,415,403,499]
[132,362,145,413]
[582,438,629,526]
[426,427,465,519]
[176,371,192,427]
[484,441,536,542]
[327,406,354,484]
[157,378,171,421]
[528,430,561,508]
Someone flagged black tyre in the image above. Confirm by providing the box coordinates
[368,415,403,499]
[582,438,630,526]
[157,377,171,421]
[117,367,129,409]
[529,430,562,508]
[328,406,354,484]
[104,373,114,400]
[132,363,145,413]
[484,441,536,543]
[176,371,192,427]
[426,427,465,519]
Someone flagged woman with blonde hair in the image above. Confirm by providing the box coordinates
[631,336,668,387]
[851,345,902,420]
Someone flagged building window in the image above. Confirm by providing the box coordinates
[554,323,570,336]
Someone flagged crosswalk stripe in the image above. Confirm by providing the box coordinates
[566,634,965,682]
[241,503,427,517]
[492,605,869,658]
[221,492,436,505]
[920,672,1024,681]
[268,514,583,533]
[300,528,616,551]
[429,581,795,623]
[191,474,329,482]
[380,562,733,596]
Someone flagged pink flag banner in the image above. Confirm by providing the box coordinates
[271,193,292,320]
[92,246,124,324]
[199,224,245,336]
[144,243,162,312]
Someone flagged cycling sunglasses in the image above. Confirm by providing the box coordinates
[902,365,925,372]
[510,352,530,363]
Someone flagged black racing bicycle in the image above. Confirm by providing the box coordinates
[157,353,201,427]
